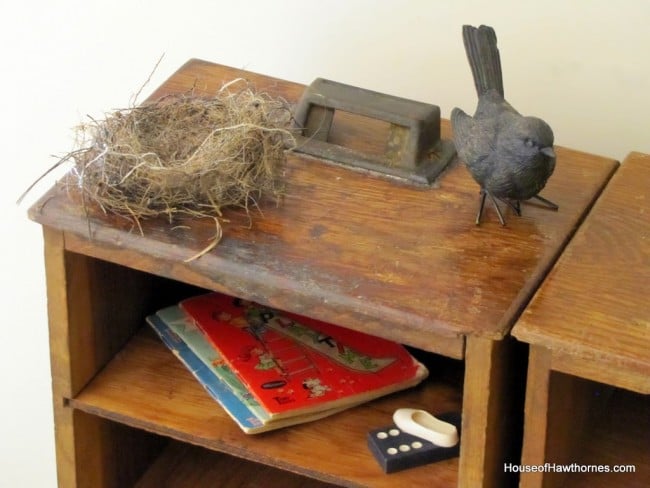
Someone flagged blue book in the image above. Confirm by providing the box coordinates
[146,313,265,433]
[155,305,269,422]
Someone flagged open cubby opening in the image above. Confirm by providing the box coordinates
[543,372,649,488]
[64,254,466,487]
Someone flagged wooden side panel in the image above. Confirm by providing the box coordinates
[519,346,612,488]
[72,411,166,488]
[459,337,526,488]
[519,346,552,488]
[44,227,83,487]
[43,226,172,487]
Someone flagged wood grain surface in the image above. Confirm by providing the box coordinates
[29,59,618,350]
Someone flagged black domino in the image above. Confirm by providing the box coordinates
[367,412,461,473]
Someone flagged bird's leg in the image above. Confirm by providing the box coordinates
[476,190,507,225]
[532,194,559,210]
[487,191,507,226]
[499,198,521,216]
[476,190,507,226]
[475,190,488,225]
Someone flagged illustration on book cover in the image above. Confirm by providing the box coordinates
[180,293,427,417]
[216,298,399,401]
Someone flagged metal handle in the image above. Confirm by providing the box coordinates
[293,78,455,186]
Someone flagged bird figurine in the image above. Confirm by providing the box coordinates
[451,25,558,225]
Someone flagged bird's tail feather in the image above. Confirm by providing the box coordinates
[462,25,504,97]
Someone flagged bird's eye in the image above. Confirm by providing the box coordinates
[524,138,535,148]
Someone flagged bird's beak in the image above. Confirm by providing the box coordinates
[541,146,556,158]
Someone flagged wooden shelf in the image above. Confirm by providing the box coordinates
[135,441,337,488]
[71,327,462,488]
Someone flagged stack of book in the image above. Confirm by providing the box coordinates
[147,292,428,434]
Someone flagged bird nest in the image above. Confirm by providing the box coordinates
[59,80,295,257]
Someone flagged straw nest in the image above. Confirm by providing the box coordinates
[58,79,295,257]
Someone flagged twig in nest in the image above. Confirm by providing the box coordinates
[131,53,165,106]
[184,217,223,263]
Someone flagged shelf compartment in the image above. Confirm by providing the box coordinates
[552,377,648,488]
[70,327,463,488]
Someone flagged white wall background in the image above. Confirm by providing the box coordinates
[1,1,648,486]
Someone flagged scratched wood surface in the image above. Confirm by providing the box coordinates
[30,59,618,352]
[514,152,650,393]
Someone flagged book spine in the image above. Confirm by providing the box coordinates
[146,314,265,433]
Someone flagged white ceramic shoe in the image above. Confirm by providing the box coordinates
[392,408,459,448]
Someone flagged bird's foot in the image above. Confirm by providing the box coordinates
[476,190,507,226]
[475,192,557,226]
[531,194,559,211]
[499,198,521,216]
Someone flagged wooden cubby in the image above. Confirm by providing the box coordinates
[44,251,465,487]
[513,152,650,487]
[32,60,618,487]
[521,370,648,488]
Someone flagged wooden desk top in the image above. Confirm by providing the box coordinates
[30,59,617,355]
[514,152,649,392]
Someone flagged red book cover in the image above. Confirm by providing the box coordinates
[180,292,428,419]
